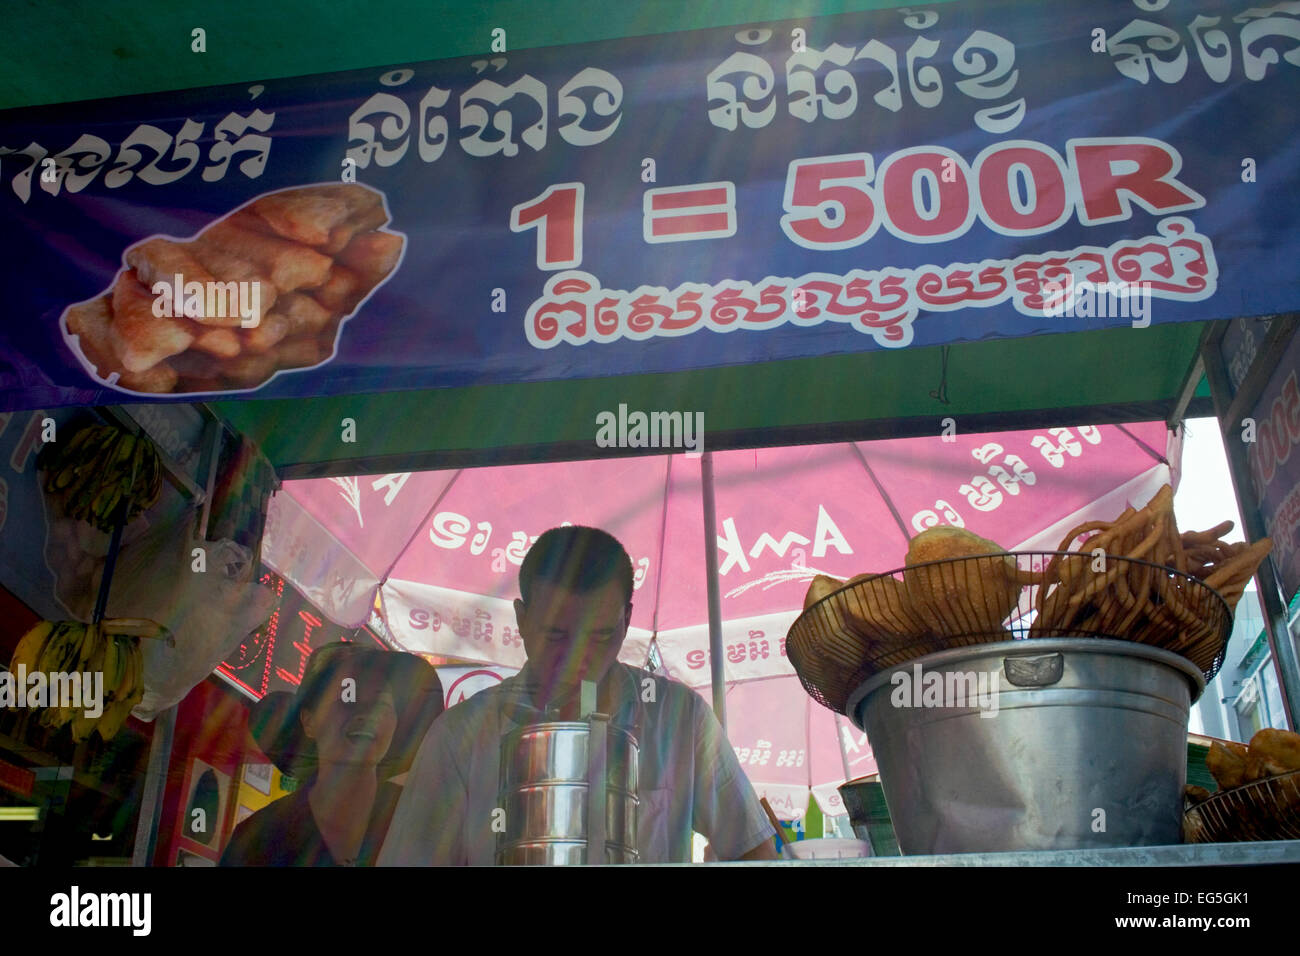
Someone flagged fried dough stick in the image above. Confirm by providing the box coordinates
[248,189,354,246]
[201,213,332,292]
[1206,740,1249,790]
[109,270,196,372]
[336,231,403,283]
[184,236,280,315]
[275,293,334,336]
[123,238,244,328]
[309,265,365,312]
[1247,728,1300,779]
[66,296,178,393]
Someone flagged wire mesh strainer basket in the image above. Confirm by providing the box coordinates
[788,551,1233,715]
[1184,770,1300,843]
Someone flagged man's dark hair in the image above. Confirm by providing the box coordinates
[519,526,635,606]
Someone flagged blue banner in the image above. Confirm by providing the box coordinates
[2,0,1299,410]
[1246,330,1300,602]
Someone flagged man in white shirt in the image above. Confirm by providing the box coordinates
[378,525,777,864]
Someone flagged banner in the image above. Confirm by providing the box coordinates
[1245,330,1300,602]
[3,0,1299,411]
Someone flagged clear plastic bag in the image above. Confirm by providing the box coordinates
[104,507,277,719]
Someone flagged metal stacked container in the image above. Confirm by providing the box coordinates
[496,715,640,864]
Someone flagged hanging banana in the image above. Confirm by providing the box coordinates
[39,424,164,532]
[6,618,153,741]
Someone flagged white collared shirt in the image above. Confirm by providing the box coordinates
[377,664,775,865]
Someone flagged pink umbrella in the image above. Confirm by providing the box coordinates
[261,422,1178,816]
[724,676,878,821]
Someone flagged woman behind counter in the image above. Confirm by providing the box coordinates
[221,642,444,866]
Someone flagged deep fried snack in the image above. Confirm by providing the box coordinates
[317,185,389,253]
[185,237,280,312]
[202,213,333,292]
[1204,539,1274,594]
[1038,517,1122,616]
[239,313,290,354]
[337,230,403,282]
[276,293,334,336]
[1030,486,1261,668]
[903,527,1018,637]
[66,297,178,393]
[221,350,279,388]
[67,184,398,394]
[123,238,250,328]
[323,204,390,254]
[843,573,934,642]
[248,190,354,245]
[309,265,365,312]
[109,270,196,372]
[803,575,844,610]
[1184,784,1212,805]
[165,349,225,382]
[186,322,242,358]
[1247,728,1300,778]
[1206,740,1250,790]
[1182,521,1235,545]
[273,335,332,369]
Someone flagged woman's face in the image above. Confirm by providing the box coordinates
[300,673,398,770]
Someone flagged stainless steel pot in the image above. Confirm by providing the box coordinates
[845,638,1204,854]
[500,783,638,844]
[497,718,639,864]
[501,720,639,787]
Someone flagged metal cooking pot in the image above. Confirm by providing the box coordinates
[497,718,639,865]
[846,638,1204,854]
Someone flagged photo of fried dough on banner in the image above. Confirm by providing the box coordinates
[239,313,290,354]
[337,230,403,283]
[59,182,403,395]
[275,293,333,336]
[276,335,333,369]
[185,236,281,312]
[124,239,243,329]
[65,297,178,394]
[109,269,196,372]
[248,183,388,251]
[310,265,365,312]
[218,216,332,291]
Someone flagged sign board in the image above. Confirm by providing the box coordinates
[4,0,1300,411]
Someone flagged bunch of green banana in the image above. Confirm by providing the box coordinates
[38,424,163,532]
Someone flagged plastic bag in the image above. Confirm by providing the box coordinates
[104,506,277,720]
